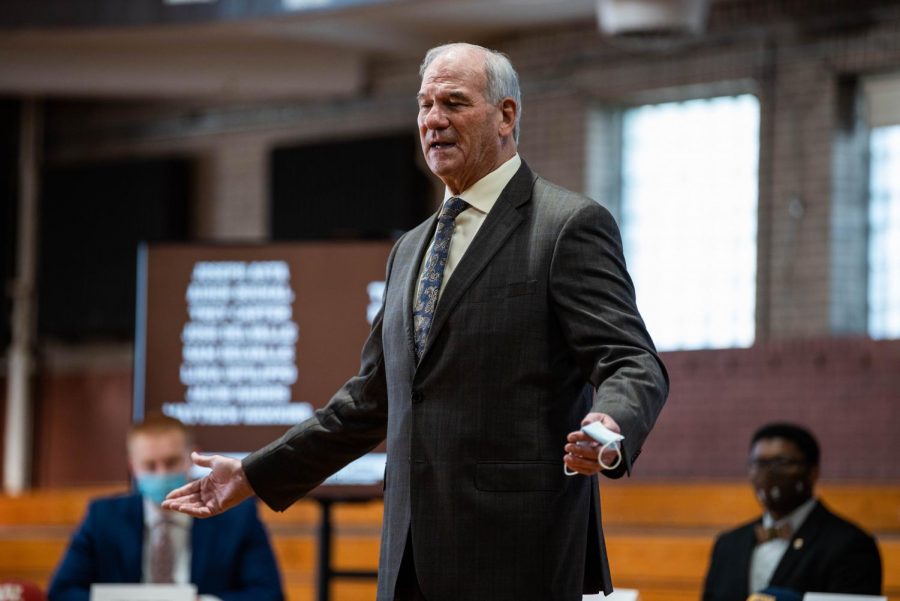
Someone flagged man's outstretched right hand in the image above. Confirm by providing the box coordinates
[162,452,254,518]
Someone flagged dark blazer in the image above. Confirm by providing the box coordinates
[244,161,669,601]
[703,500,883,601]
[48,494,283,601]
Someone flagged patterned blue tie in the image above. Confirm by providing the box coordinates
[413,196,469,360]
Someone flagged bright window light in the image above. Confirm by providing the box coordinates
[620,94,759,351]
[868,125,900,339]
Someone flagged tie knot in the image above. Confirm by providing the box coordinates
[755,522,793,544]
[439,196,469,221]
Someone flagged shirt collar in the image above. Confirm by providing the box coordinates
[442,154,521,216]
[762,496,817,532]
[143,497,192,528]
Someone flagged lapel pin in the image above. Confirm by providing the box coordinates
[793,538,804,550]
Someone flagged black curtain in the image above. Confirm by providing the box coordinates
[0,99,20,349]
[38,157,191,340]
[271,132,430,240]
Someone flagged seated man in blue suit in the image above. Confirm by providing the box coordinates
[703,422,882,601]
[48,415,283,601]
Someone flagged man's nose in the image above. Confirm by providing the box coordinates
[423,105,449,129]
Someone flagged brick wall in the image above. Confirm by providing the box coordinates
[644,337,900,482]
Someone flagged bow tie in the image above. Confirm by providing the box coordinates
[755,522,793,544]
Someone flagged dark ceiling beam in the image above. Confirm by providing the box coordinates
[0,0,398,30]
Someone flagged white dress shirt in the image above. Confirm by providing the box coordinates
[142,499,223,601]
[749,497,817,593]
[142,499,191,585]
[415,154,522,302]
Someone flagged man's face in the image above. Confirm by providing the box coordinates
[748,437,817,516]
[417,48,514,195]
[128,430,191,478]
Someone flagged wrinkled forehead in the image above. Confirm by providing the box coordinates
[420,49,488,92]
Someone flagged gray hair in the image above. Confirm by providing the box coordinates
[420,43,522,143]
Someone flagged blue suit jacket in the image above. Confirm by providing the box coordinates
[48,493,283,601]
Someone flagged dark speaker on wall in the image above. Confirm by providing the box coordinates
[270,132,430,241]
[38,157,191,341]
[0,99,20,349]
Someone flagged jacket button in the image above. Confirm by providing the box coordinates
[411,390,424,404]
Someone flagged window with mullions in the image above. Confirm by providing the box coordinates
[868,124,900,339]
[619,94,760,351]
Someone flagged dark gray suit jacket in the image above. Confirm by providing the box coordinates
[244,161,668,601]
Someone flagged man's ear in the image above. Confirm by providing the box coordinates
[808,464,820,486]
[498,98,517,136]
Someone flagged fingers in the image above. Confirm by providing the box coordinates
[566,412,625,475]
[564,436,622,475]
[165,478,201,501]
[565,441,598,458]
[163,501,213,518]
[567,414,601,474]
[581,412,621,434]
[161,489,214,517]
[164,490,203,505]
[564,440,601,475]
[161,490,199,509]
[566,430,592,444]
[563,449,601,476]
[191,451,216,468]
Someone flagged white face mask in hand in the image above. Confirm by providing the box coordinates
[564,422,625,476]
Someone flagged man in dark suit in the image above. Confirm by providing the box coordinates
[164,42,668,601]
[48,416,283,601]
[703,423,882,600]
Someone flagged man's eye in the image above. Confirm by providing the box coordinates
[748,457,805,471]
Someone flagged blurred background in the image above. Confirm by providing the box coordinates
[0,0,898,599]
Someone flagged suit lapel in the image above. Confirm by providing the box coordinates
[736,520,761,595]
[123,495,145,582]
[418,163,534,363]
[770,500,825,586]
[189,514,206,582]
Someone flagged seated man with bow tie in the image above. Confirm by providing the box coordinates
[48,415,283,601]
[702,423,882,601]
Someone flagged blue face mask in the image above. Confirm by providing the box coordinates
[135,472,188,505]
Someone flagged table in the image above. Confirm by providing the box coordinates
[309,484,383,601]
